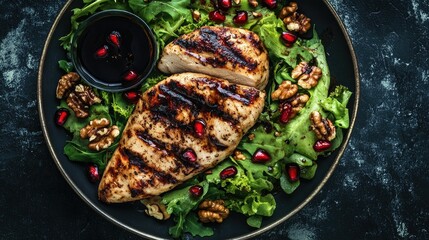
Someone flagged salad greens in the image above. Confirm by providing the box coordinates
[57,0,352,238]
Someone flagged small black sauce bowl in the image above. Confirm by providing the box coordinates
[70,10,157,92]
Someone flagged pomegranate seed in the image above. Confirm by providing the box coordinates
[252,149,271,163]
[189,185,203,197]
[182,149,197,162]
[87,164,100,183]
[279,103,292,124]
[193,119,206,138]
[123,70,138,82]
[233,11,248,25]
[313,140,332,152]
[123,90,141,103]
[94,45,109,58]
[281,32,298,47]
[263,0,277,9]
[54,108,69,126]
[218,0,232,10]
[107,31,121,48]
[285,163,300,182]
[220,166,238,179]
[209,10,226,23]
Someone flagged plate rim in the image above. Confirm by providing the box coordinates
[37,0,360,239]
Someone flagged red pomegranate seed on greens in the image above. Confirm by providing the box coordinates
[281,32,298,47]
[54,108,70,126]
[209,10,226,23]
[285,163,300,182]
[123,90,141,103]
[189,185,204,197]
[218,0,232,10]
[251,149,271,163]
[220,166,238,179]
[279,103,292,124]
[233,11,248,25]
[263,0,277,9]
[313,140,332,152]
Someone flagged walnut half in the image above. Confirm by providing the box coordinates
[198,200,229,223]
[291,62,322,89]
[279,2,311,34]
[66,84,102,118]
[141,196,170,220]
[80,118,120,151]
[310,111,336,141]
[288,93,310,118]
[271,80,298,101]
[56,72,80,99]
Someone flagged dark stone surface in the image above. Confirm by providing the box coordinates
[0,0,428,239]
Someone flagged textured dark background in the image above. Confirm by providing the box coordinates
[1,0,428,239]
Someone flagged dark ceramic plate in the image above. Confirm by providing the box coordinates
[38,0,359,239]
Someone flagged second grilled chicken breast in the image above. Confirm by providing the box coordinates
[98,72,265,203]
[157,26,269,90]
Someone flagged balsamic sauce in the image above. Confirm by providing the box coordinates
[77,15,153,86]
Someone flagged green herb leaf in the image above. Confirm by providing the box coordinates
[58,60,74,73]
[247,215,263,228]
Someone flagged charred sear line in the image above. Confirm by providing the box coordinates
[161,80,239,124]
[208,135,228,150]
[174,27,257,70]
[121,148,178,185]
[195,77,259,106]
[135,130,200,170]
[245,32,264,52]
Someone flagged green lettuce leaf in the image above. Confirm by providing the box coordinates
[227,192,276,217]
[58,60,74,73]
[320,85,352,128]
[183,213,214,237]
[280,173,300,194]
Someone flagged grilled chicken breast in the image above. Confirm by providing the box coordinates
[157,26,269,90]
[98,72,265,203]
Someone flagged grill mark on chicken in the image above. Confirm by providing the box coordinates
[195,77,260,106]
[122,148,178,187]
[149,80,239,125]
[135,130,200,170]
[174,27,257,71]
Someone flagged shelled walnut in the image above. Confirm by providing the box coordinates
[192,10,201,22]
[271,80,298,101]
[233,150,246,160]
[248,0,258,8]
[56,72,80,99]
[80,118,120,151]
[141,196,170,220]
[198,200,229,223]
[288,93,310,118]
[291,62,322,89]
[66,84,101,118]
[310,111,336,141]
[279,2,311,34]
[74,84,102,106]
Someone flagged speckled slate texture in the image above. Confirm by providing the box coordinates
[1,0,428,239]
